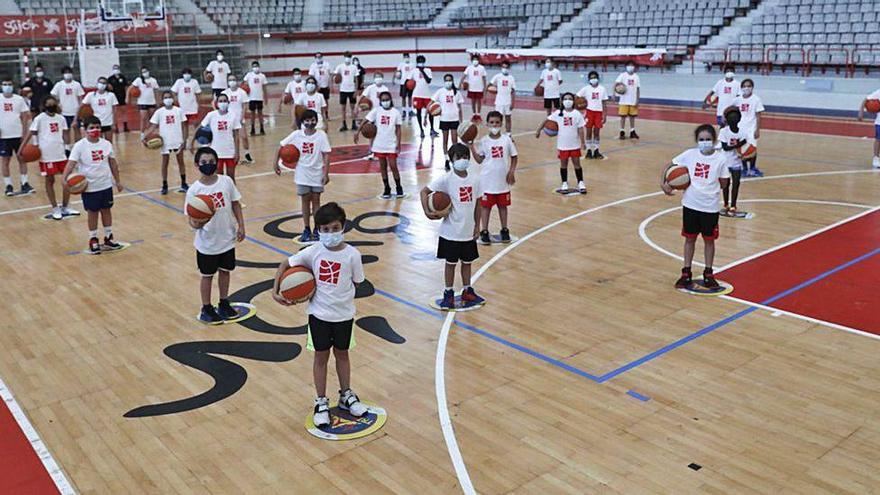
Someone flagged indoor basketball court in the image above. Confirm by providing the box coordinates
[1,0,880,493]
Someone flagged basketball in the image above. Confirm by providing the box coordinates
[575,96,587,110]
[129,86,141,98]
[360,121,377,139]
[358,96,373,111]
[20,87,32,99]
[706,95,719,107]
[294,104,306,119]
[665,164,690,190]
[204,71,214,82]
[186,194,215,221]
[77,104,93,120]
[543,119,558,136]
[866,99,880,114]
[426,191,452,217]
[427,101,442,116]
[144,135,163,150]
[614,82,627,95]
[486,84,497,94]
[240,82,250,94]
[404,79,416,91]
[457,122,478,143]
[333,73,342,84]
[283,93,293,104]
[278,266,316,303]
[19,144,40,163]
[279,144,300,166]
[194,126,212,145]
[739,144,757,160]
[66,173,87,194]
[460,81,469,91]
[534,84,544,97]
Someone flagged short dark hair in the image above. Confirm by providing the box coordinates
[416,55,426,63]
[182,67,192,75]
[62,66,72,73]
[741,78,754,87]
[216,49,224,55]
[35,63,43,69]
[501,60,510,67]
[344,51,352,57]
[471,54,479,60]
[379,91,393,102]
[293,67,302,74]
[162,90,173,98]
[315,52,323,57]
[252,60,260,66]
[694,123,717,141]
[306,76,318,85]
[194,146,218,164]
[300,109,318,122]
[486,110,503,122]
[41,94,57,108]
[402,52,410,57]
[216,93,229,102]
[82,116,101,129]
[723,64,735,73]
[588,70,599,79]
[723,106,741,120]
[314,202,346,228]
[447,143,470,161]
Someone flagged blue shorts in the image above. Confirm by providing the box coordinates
[716,115,726,126]
[82,187,114,211]
[0,138,21,157]
[875,124,880,140]
[64,115,76,126]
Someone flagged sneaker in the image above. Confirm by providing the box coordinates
[217,300,239,320]
[500,228,511,243]
[338,388,367,417]
[439,289,455,310]
[630,130,640,139]
[351,121,358,131]
[299,227,312,243]
[395,187,405,198]
[198,305,223,324]
[380,189,392,200]
[20,183,34,195]
[313,396,331,427]
[103,235,122,250]
[339,123,348,132]
[4,184,13,196]
[586,149,594,159]
[51,206,63,220]
[310,230,321,243]
[244,152,255,164]
[160,184,169,195]
[259,128,266,135]
[249,128,256,136]
[674,268,693,289]
[751,167,764,177]
[460,287,485,305]
[703,269,720,289]
[479,230,491,245]
[61,206,79,217]
[179,183,189,193]
[873,156,880,169]
[364,153,375,161]
[89,237,101,254]
[594,150,605,160]
[619,130,626,140]
[578,181,587,194]
[560,181,569,192]
[742,169,753,177]
[430,129,439,138]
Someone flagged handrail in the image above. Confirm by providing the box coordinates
[764,46,806,76]
[805,47,850,77]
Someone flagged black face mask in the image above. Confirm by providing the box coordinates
[726,114,741,127]
[303,121,317,130]
[45,104,58,114]
[198,161,217,175]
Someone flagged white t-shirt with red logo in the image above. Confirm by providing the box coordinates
[187,175,242,255]
[284,79,306,99]
[731,94,764,137]
[711,78,740,117]
[30,112,67,163]
[288,243,365,322]
[428,170,482,242]
[221,88,249,122]
[717,125,749,170]
[149,106,185,151]
[170,78,202,115]
[200,110,241,159]
[50,80,84,117]
[396,61,415,82]
[576,84,609,112]
[412,67,433,99]
[279,129,331,187]
[614,72,640,106]
[334,63,358,93]
[477,134,517,195]
[308,62,331,88]
[243,71,268,101]
[364,107,401,153]
[82,91,118,127]
[674,148,731,213]
[206,60,230,90]
[548,110,585,151]
[361,83,390,109]
[69,137,115,192]
[0,94,30,138]
[294,92,327,129]
[463,64,487,92]
[431,88,463,122]
[489,73,516,106]
[132,76,158,105]
[540,68,563,98]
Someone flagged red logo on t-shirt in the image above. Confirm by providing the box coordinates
[209,191,226,209]
[307,101,316,109]
[628,79,635,86]
[380,115,391,125]
[459,186,473,202]
[217,120,228,131]
[445,95,453,103]
[694,163,710,179]
[740,103,750,113]
[49,122,59,133]
[295,87,303,93]
[728,138,739,146]
[318,259,341,284]
[592,92,599,100]
[563,117,573,126]
[65,88,72,95]
[184,87,191,94]
[230,95,238,103]
[3,103,12,112]
[723,87,732,94]
[502,80,509,87]
[301,142,315,154]
[472,70,479,76]
[490,146,503,158]
[165,115,175,124]
[90,149,104,162]
[97,98,106,106]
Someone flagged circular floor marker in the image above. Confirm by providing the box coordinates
[82,241,131,255]
[428,296,486,312]
[305,403,387,441]
[677,280,734,296]
[375,193,411,200]
[41,211,80,221]
[194,302,257,325]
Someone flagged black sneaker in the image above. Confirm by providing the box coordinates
[500,228,511,243]
[395,186,404,198]
[351,121,358,131]
[340,123,348,132]
[259,128,266,135]
[179,183,189,193]
[479,230,491,245]
[89,237,101,254]
[103,235,122,250]
[161,183,169,195]
[199,305,223,324]
[217,300,239,320]
[586,149,594,159]
[594,150,605,160]
[630,130,640,139]
[4,184,13,196]
[381,189,392,200]
[619,130,626,140]
[20,183,35,195]
[674,268,692,289]
[703,269,720,289]
[244,152,254,164]
[430,129,439,138]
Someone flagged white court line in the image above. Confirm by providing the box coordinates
[436,169,880,494]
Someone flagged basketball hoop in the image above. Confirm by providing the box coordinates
[130,12,147,29]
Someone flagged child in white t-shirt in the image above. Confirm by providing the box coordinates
[858,88,880,169]
[144,90,189,195]
[281,68,307,118]
[576,71,609,159]
[82,77,118,142]
[536,93,587,193]
[717,106,749,215]
[132,66,159,140]
[356,91,402,199]
[460,55,487,116]
[661,124,730,290]
[431,74,464,169]
[273,109,332,243]
[703,65,740,126]
[198,93,242,181]
[489,61,516,134]
[731,78,765,176]
[469,111,518,244]
[420,143,484,310]
[170,68,202,148]
[186,147,245,324]
[205,50,230,97]
[244,61,269,136]
[20,94,77,219]
[395,53,415,117]
[295,76,329,130]
[537,58,563,116]
[615,62,641,139]
[272,202,368,428]
[49,66,84,148]
[334,51,360,132]
[222,75,253,165]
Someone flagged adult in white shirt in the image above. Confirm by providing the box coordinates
[661,124,730,290]
[460,55,487,116]
[334,52,360,132]
[144,90,189,195]
[615,62,641,139]
[244,61,269,135]
[412,55,437,139]
[576,70,610,159]
[536,93,587,193]
[857,87,880,169]
[395,53,416,117]
[82,77,119,142]
[222,75,253,165]
[205,50,230,97]
[537,58,563,115]
[730,78,765,176]
[170,68,202,147]
[703,65,740,126]
[0,78,32,195]
[197,93,242,181]
[489,61,516,133]
[50,66,84,145]
[281,68,307,117]
[132,66,159,140]
[20,94,75,218]
[468,111,518,244]
[308,53,332,103]
[355,92,403,199]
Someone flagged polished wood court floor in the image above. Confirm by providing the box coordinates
[2,99,879,494]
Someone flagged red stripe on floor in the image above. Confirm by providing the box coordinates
[0,397,59,494]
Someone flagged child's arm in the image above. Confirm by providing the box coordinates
[143,123,158,142]
[232,129,240,164]
[457,102,463,122]
[534,119,546,138]
[273,147,283,175]
[635,87,640,106]
[858,99,866,121]
[109,156,123,192]
[272,258,296,306]
[507,155,518,185]
[754,112,762,139]
[510,88,516,110]
[395,124,401,154]
[472,202,481,239]
[660,163,675,195]
[578,126,586,150]
[322,151,330,185]
[469,142,484,164]
[19,129,36,150]
[61,159,77,187]
[602,98,608,124]
[232,201,245,241]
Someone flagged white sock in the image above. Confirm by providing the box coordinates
[3,177,11,186]
[20,174,28,184]
[64,144,71,151]
[445,286,453,292]
[89,229,98,239]
[104,226,113,237]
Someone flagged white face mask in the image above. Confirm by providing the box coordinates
[228,80,238,88]
[218,102,229,112]
[698,140,714,153]
[96,82,106,91]
[1,85,12,94]
[142,71,150,78]
[444,81,453,89]
[742,87,753,96]
[417,62,425,68]
[253,67,260,73]
[562,99,574,109]
[545,62,552,69]
[163,97,174,107]
[374,77,384,85]
[488,126,501,135]
[216,54,224,61]
[452,159,470,172]
[320,231,344,248]
[725,71,735,79]
[35,71,44,78]
[112,68,120,75]
[294,75,302,82]
[315,58,323,65]
[183,73,192,81]
[501,68,509,75]
[471,60,479,66]
[626,65,635,73]
[306,83,316,92]
[381,100,392,109]
[63,73,72,81]
[344,57,352,64]
[403,59,410,65]
[589,78,599,85]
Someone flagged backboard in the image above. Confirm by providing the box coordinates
[99,0,165,22]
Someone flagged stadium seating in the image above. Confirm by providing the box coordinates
[323,0,448,29]
[191,0,304,32]
[451,0,584,48]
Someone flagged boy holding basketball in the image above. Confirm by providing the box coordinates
[272,202,368,428]
[395,53,415,117]
[356,91,402,198]
[20,94,77,219]
[50,66,84,150]
[244,61,268,136]
[144,90,188,195]
[420,143,484,310]
[132,67,158,141]
[537,58,562,116]
[470,111,517,244]
[615,62,640,139]
[62,116,123,254]
[273,109,331,243]
[187,146,245,323]
[857,88,880,169]
[171,68,202,148]
[411,55,437,139]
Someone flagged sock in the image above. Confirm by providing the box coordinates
[202,304,213,311]
[104,227,113,238]
[245,149,251,156]
[162,180,168,187]
[620,128,625,132]
[64,144,71,151]
[560,168,568,183]
[219,298,230,306]
[20,174,28,185]
[631,128,636,133]
[4,176,12,186]
[180,174,187,184]
[575,168,584,182]
[382,177,390,190]
[444,286,453,292]
[463,285,471,290]
[89,229,98,239]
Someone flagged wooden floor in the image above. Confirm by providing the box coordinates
[2,100,880,494]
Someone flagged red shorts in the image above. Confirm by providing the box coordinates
[481,192,511,208]
[586,110,604,129]
[468,91,484,100]
[186,113,200,124]
[373,152,398,160]
[218,158,236,174]
[557,149,582,160]
[39,160,66,176]
[413,97,431,110]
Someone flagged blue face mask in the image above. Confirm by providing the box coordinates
[452,159,470,171]
[320,231,344,248]
[698,140,714,153]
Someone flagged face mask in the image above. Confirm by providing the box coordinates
[381,100,392,109]
[228,80,238,88]
[306,83,316,92]
[1,85,12,95]
[725,71,735,79]
[63,73,72,81]
[320,231,344,248]
[217,102,229,112]
[344,57,351,64]
[303,121,317,130]
[698,140,714,153]
[726,114,740,126]
[45,104,58,114]
[216,55,224,61]
[545,62,552,69]
[142,71,150,78]
[444,81,453,89]
[353,60,360,65]
[472,60,479,66]
[417,62,425,68]
[589,78,599,85]
[252,67,260,73]
[488,126,501,135]
[452,159,470,172]
[404,58,410,64]
[86,128,101,139]
[163,97,174,107]
[501,68,509,75]
[112,68,120,75]
[626,66,635,73]
[35,71,44,78]
[562,99,574,109]
[96,82,107,91]
[183,74,192,81]
[742,87,753,96]
[198,162,217,175]
[374,77,383,85]
[316,59,323,65]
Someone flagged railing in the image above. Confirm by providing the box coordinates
[851,47,880,76]
[764,47,806,76]
[806,47,850,77]
[688,47,728,74]
[727,46,765,71]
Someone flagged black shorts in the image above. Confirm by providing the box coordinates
[544,97,561,110]
[197,248,236,275]
[439,120,459,131]
[248,100,264,111]
[0,138,21,157]
[64,115,76,126]
[437,237,479,263]
[138,104,155,111]
[82,187,114,212]
[339,91,355,104]
[399,85,413,98]
[319,87,330,101]
[682,206,720,240]
[101,125,112,133]
[308,314,354,351]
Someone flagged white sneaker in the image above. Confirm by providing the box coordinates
[61,206,80,216]
[578,181,587,193]
[560,181,569,191]
[51,206,62,220]
[338,388,367,417]
[873,156,880,169]
[313,396,330,427]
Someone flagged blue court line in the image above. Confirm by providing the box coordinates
[626,390,651,402]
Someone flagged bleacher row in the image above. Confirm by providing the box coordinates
[192,0,304,30]
[324,0,448,29]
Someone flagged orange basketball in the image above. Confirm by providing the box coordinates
[283,93,293,104]
[705,95,719,107]
[186,194,215,221]
[240,82,250,94]
[77,104,93,120]
[19,144,40,163]
[20,87,32,99]
[204,71,214,83]
[404,79,416,91]
[665,164,690,190]
[333,73,342,84]
[542,120,558,136]
[426,191,452,217]
[457,122,478,143]
[66,173,88,194]
[866,99,880,114]
[614,82,627,95]
[128,86,141,98]
[279,144,300,166]
[575,96,587,110]
[486,84,497,94]
[534,84,544,97]
[358,96,373,111]
[360,121,377,139]
[294,104,306,119]
[460,81,469,91]
[738,144,757,160]
[278,266,316,303]
[427,101,441,116]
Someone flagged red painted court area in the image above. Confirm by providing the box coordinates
[720,209,880,335]
[0,393,58,494]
